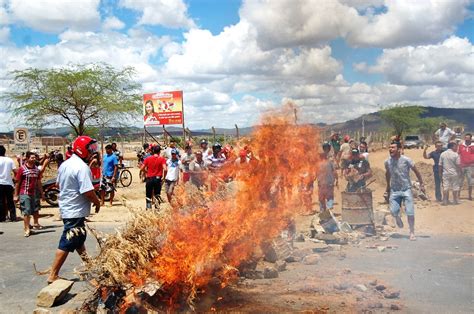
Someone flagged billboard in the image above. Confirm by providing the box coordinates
[143,91,183,126]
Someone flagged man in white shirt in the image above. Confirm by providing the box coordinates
[165,149,182,202]
[439,142,461,205]
[434,122,455,149]
[0,145,17,222]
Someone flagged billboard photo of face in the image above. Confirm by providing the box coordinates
[143,91,183,126]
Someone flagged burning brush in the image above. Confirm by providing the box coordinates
[81,104,321,311]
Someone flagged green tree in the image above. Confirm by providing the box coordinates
[379,105,426,137]
[5,63,141,136]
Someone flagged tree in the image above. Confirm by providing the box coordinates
[5,63,141,135]
[379,105,426,137]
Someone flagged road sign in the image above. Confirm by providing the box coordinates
[14,128,29,152]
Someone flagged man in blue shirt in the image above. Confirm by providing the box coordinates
[101,144,118,206]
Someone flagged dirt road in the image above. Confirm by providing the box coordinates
[0,148,472,312]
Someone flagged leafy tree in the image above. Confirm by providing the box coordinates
[379,105,426,137]
[5,63,141,136]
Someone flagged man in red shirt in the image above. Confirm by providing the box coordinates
[140,145,167,209]
[459,133,473,200]
[14,151,43,237]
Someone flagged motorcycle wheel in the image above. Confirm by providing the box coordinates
[45,189,60,206]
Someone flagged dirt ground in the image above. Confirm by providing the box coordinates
[1,147,472,313]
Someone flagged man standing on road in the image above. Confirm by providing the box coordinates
[0,145,17,222]
[434,122,455,149]
[439,142,461,205]
[165,149,181,202]
[317,142,338,212]
[140,145,167,209]
[338,135,351,176]
[385,141,425,241]
[14,151,43,237]
[47,136,100,284]
[423,141,444,202]
[101,145,117,206]
[458,133,473,201]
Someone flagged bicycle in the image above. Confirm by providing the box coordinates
[117,164,133,187]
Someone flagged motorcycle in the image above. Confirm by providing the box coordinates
[43,178,110,206]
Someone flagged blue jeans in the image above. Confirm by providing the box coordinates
[433,168,442,201]
[389,189,415,216]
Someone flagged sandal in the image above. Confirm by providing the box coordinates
[24,229,31,237]
[33,224,44,230]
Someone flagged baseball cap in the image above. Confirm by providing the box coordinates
[171,148,178,155]
[351,148,360,154]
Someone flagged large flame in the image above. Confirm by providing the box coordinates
[127,104,320,307]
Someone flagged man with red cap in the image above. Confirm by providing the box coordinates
[47,136,101,284]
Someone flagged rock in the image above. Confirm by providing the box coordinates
[377,246,386,252]
[244,270,264,280]
[295,233,305,242]
[369,279,378,286]
[355,284,368,292]
[284,255,301,263]
[302,254,321,265]
[375,284,386,291]
[312,243,329,253]
[368,302,383,309]
[333,283,350,290]
[328,244,342,251]
[36,279,74,307]
[263,267,279,279]
[33,309,52,314]
[384,291,400,299]
[275,260,287,272]
[390,304,401,310]
[313,234,347,244]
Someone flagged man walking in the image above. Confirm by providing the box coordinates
[423,141,444,202]
[47,136,100,284]
[165,149,181,202]
[101,144,118,206]
[439,142,461,205]
[434,122,455,149]
[0,145,17,222]
[458,133,473,200]
[385,141,425,241]
[140,145,167,209]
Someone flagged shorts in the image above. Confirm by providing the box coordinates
[58,218,87,252]
[442,174,460,191]
[389,189,415,216]
[340,159,350,170]
[19,194,38,216]
[101,176,114,192]
[165,180,177,194]
[461,166,473,187]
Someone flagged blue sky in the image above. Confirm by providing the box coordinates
[0,0,473,131]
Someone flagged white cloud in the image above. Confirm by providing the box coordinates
[102,16,125,31]
[7,0,101,33]
[347,0,471,47]
[120,0,195,29]
[364,36,474,87]
[0,26,9,43]
[240,0,471,49]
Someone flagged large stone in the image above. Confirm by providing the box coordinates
[355,284,368,292]
[33,309,51,314]
[302,254,321,265]
[36,279,74,307]
[263,267,279,279]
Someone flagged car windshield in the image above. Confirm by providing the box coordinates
[405,136,419,141]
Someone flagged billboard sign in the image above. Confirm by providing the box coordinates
[14,127,29,152]
[143,91,183,126]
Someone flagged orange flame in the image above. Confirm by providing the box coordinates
[128,104,320,306]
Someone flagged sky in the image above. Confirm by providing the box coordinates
[0,0,473,132]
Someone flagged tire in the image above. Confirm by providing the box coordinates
[119,169,132,187]
[45,189,60,206]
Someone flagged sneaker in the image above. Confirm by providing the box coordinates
[395,216,404,228]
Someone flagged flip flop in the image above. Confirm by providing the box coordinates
[24,230,31,237]
[33,224,44,230]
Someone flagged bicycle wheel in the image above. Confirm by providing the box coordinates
[119,169,132,187]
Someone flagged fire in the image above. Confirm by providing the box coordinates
[102,104,321,310]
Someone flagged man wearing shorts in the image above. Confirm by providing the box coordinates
[14,151,43,237]
[140,145,167,209]
[458,133,473,200]
[165,149,181,202]
[317,142,338,212]
[439,142,461,205]
[101,144,118,206]
[385,141,425,241]
[47,136,100,284]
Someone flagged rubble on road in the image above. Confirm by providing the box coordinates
[36,279,74,308]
